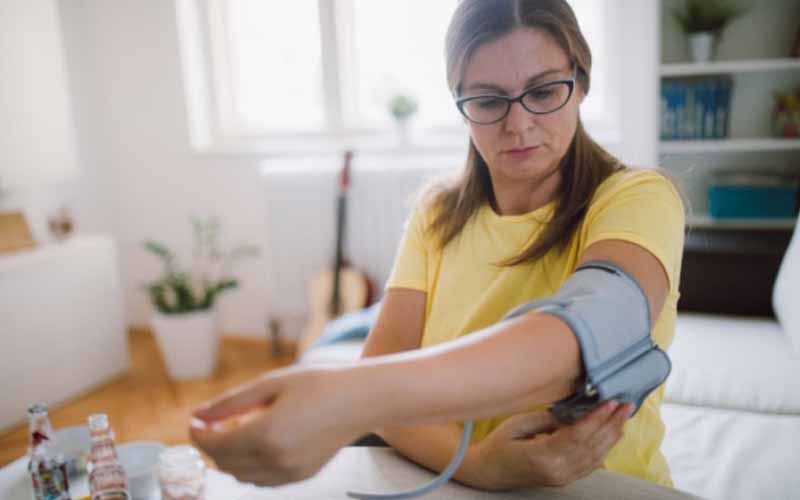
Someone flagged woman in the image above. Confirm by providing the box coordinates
[191,0,685,491]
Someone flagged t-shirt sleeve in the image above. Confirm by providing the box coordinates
[581,171,686,293]
[385,204,430,292]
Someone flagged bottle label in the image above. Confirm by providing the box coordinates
[90,438,118,463]
[89,463,130,499]
[30,460,70,500]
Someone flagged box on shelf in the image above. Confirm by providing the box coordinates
[708,171,799,219]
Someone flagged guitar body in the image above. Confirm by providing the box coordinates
[299,150,374,356]
[309,267,372,320]
[300,267,373,354]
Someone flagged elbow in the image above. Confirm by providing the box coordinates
[511,313,585,408]
[538,313,585,388]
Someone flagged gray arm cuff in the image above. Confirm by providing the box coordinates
[503,260,671,423]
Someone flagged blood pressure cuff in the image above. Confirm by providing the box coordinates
[502,260,671,424]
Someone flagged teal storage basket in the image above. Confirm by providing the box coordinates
[709,185,798,219]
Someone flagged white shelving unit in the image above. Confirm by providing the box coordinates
[661,58,800,77]
[660,137,800,154]
[659,0,800,228]
[687,214,797,231]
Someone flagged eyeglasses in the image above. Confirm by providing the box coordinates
[455,65,577,125]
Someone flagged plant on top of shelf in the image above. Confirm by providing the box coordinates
[388,94,418,146]
[672,0,749,63]
[389,94,418,122]
[672,0,747,35]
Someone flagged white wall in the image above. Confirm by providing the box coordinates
[57,0,272,336]
[53,0,660,337]
[608,0,659,168]
[0,0,81,241]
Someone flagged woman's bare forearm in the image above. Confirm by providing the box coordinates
[376,424,482,486]
[344,313,582,431]
[358,289,486,485]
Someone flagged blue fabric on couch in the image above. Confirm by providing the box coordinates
[310,302,381,350]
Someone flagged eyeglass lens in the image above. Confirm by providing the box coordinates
[461,81,572,123]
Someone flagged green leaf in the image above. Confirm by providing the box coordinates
[143,240,174,262]
[200,279,238,308]
[672,0,748,34]
[142,215,254,316]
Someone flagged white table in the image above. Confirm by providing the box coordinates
[0,455,254,500]
[1,448,702,500]
[239,447,703,500]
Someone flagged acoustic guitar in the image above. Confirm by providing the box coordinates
[299,150,374,355]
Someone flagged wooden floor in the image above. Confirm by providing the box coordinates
[0,329,296,467]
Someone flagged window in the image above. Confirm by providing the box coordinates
[568,0,608,122]
[181,0,622,154]
[224,0,325,134]
[346,0,460,131]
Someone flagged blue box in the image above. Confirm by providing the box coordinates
[709,185,799,219]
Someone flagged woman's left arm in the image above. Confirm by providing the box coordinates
[191,239,668,485]
[349,238,669,426]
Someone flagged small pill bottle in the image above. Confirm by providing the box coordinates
[158,445,206,500]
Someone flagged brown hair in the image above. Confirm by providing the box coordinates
[424,0,626,265]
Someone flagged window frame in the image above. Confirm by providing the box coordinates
[178,0,628,157]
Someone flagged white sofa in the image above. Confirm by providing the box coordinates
[661,313,800,500]
[295,164,800,499]
[0,234,127,432]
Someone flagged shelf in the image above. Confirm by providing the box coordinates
[688,214,797,230]
[661,58,800,77]
[659,138,800,154]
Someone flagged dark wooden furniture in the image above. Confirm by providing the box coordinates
[678,226,794,317]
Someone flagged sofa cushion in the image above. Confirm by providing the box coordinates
[773,220,800,355]
[661,401,800,500]
[665,313,800,413]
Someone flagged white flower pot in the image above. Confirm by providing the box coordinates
[151,309,219,380]
[394,117,413,147]
[689,32,715,63]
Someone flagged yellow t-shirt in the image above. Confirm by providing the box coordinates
[385,168,685,488]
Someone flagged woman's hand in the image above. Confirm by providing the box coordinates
[469,401,634,490]
[189,365,369,487]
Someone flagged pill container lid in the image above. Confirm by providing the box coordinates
[159,445,205,471]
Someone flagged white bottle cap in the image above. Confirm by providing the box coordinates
[88,413,110,431]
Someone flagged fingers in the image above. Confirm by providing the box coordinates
[190,415,262,464]
[190,412,325,488]
[568,402,634,480]
[548,401,633,467]
[508,411,561,440]
[511,402,635,488]
[584,402,634,452]
[193,373,280,422]
[563,401,621,444]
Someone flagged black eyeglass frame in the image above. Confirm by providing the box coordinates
[455,64,578,125]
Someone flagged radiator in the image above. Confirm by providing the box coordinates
[261,155,459,336]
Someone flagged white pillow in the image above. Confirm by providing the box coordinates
[773,219,800,354]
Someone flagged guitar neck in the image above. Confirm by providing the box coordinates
[331,194,346,314]
[330,150,353,316]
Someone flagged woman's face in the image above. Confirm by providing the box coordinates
[459,28,584,186]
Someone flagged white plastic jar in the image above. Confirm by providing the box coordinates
[158,445,206,500]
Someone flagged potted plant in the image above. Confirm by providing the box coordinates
[672,0,747,63]
[388,94,418,146]
[143,216,258,380]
